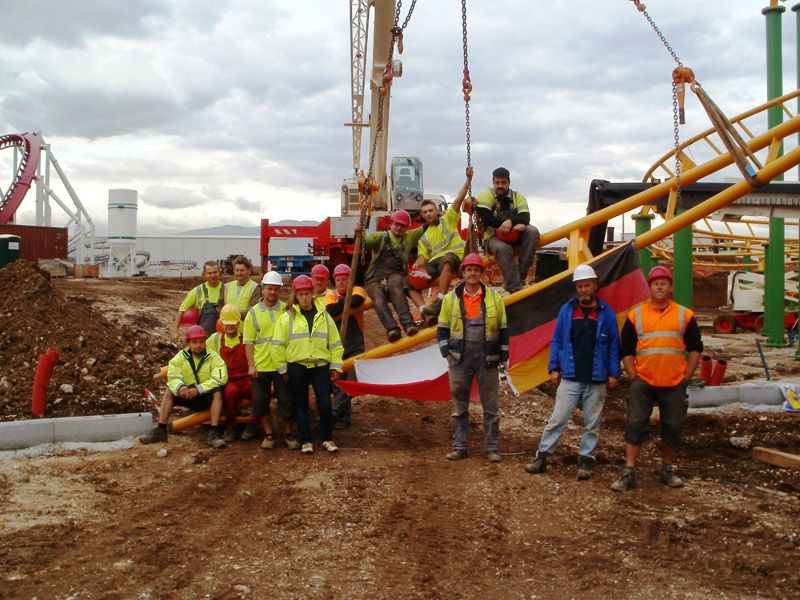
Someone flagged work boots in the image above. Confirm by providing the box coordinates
[657,464,684,488]
[139,426,167,444]
[523,451,549,474]
[223,427,237,442]
[611,467,636,491]
[576,456,595,480]
[387,328,402,343]
[207,428,227,449]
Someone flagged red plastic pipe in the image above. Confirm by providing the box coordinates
[31,347,60,416]
[699,355,713,386]
[709,359,728,387]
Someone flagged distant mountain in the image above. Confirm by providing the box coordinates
[177,221,319,236]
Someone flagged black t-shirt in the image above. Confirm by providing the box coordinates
[571,304,599,383]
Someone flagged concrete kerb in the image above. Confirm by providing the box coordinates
[0,413,153,450]
[687,379,789,408]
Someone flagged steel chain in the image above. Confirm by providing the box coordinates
[672,81,682,209]
[461,0,480,251]
[637,4,683,66]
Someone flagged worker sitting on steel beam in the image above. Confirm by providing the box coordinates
[357,209,423,343]
[409,166,473,327]
[140,325,229,449]
[171,260,224,341]
[475,167,540,293]
[205,303,253,443]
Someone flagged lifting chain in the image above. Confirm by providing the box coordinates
[461,0,480,253]
[632,0,686,214]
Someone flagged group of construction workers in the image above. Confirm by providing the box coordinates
[142,166,701,491]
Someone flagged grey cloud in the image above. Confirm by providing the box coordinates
[2,90,183,138]
[0,0,167,47]
[233,197,261,212]
[140,184,210,209]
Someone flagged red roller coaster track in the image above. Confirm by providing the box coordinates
[0,132,42,226]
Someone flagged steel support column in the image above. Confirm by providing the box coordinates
[673,209,693,309]
[632,213,656,276]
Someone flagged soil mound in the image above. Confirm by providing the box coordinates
[0,260,171,421]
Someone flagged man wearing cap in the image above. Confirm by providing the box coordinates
[206,303,253,442]
[243,271,300,450]
[524,264,620,479]
[358,210,424,343]
[410,166,473,327]
[140,325,229,449]
[171,260,224,341]
[311,264,333,311]
[224,255,260,320]
[611,265,702,491]
[476,167,540,293]
[325,263,367,428]
[437,252,508,462]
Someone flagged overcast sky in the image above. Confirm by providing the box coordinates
[1,1,797,236]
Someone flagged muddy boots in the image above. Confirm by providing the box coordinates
[207,428,227,449]
[523,451,549,474]
[576,456,595,480]
[139,425,167,444]
[223,427,237,443]
[657,464,684,488]
[611,467,636,491]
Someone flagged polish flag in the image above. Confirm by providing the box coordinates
[336,344,452,401]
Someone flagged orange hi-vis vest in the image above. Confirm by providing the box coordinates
[629,300,691,387]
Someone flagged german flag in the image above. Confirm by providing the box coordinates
[506,242,649,392]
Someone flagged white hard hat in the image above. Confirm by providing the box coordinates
[261,271,283,286]
[572,264,597,282]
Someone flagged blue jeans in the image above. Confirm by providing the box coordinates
[538,378,606,458]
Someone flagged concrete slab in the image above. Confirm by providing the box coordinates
[688,380,788,408]
[0,419,55,450]
[0,413,153,450]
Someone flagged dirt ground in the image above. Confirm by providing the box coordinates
[1,261,799,599]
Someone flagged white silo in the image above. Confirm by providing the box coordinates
[106,189,138,276]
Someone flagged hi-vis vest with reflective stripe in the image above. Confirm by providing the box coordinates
[629,301,691,387]
[418,206,465,262]
[224,279,259,317]
[437,284,508,364]
[242,300,286,372]
[271,308,344,374]
[166,348,228,396]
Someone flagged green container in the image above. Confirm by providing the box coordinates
[0,234,21,268]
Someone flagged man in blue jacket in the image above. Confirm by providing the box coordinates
[524,264,620,479]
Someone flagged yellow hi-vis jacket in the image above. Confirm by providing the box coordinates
[436,282,509,365]
[242,300,287,372]
[271,307,344,374]
[166,348,228,396]
[629,300,691,387]
[224,279,260,318]
[418,206,465,262]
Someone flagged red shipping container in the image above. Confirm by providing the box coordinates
[0,224,68,261]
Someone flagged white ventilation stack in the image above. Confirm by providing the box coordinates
[106,189,138,276]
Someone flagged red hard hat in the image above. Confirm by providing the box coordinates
[333,263,351,277]
[460,252,485,272]
[215,318,225,334]
[310,264,329,279]
[647,265,673,284]
[292,274,314,291]
[496,229,521,243]
[181,307,199,326]
[185,325,207,341]
[407,267,432,290]
[392,209,411,226]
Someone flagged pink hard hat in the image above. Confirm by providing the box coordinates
[310,264,329,279]
[292,275,314,291]
[391,209,411,226]
[333,263,351,277]
[185,325,207,341]
[647,265,673,284]
[460,252,485,272]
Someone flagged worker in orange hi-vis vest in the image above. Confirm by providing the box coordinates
[611,266,703,492]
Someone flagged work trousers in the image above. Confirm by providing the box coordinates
[222,378,252,428]
[287,362,333,444]
[365,273,414,333]
[538,378,606,458]
[486,225,540,290]
[448,342,500,453]
[332,347,363,425]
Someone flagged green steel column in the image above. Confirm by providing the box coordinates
[763,4,788,346]
[632,213,655,275]
[673,209,693,309]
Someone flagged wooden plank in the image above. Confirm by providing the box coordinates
[752,446,800,471]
